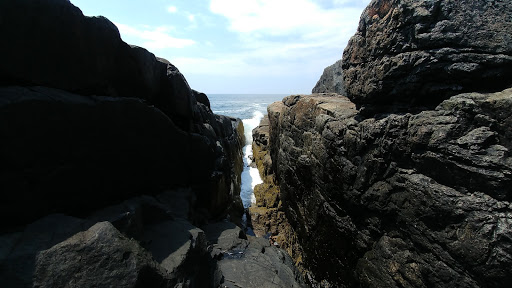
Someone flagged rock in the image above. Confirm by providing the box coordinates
[218,236,306,288]
[0,0,244,228]
[203,221,248,257]
[265,90,512,287]
[202,222,307,288]
[342,0,512,113]
[0,86,193,228]
[1,192,226,288]
[0,0,197,131]
[0,214,90,288]
[249,114,306,275]
[33,222,171,288]
[312,60,345,95]
[142,219,216,287]
[193,89,211,110]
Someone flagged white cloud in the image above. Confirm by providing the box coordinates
[114,22,196,50]
[209,0,365,45]
[167,6,177,13]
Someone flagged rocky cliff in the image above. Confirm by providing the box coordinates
[312,60,345,95]
[343,0,512,114]
[255,0,512,287]
[0,1,303,287]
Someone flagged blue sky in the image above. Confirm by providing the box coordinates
[71,0,370,94]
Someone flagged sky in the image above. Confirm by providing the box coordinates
[71,0,371,94]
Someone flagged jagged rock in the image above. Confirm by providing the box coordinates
[33,222,171,288]
[267,90,512,287]
[342,0,512,113]
[312,60,345,95]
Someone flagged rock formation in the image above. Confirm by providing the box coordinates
[264,91,512,287]
[252,0,512,287]
[0,0,244,228]
[0,0,301,287]
[342,0,512,114]
[312,60,345,95]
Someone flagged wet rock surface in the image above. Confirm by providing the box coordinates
[265,90,512,287]
[342,0,512,113]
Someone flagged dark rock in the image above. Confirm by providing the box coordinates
[0,86,193,228]
[312,60,345,95]
[1,194,221,288]
[0,0,246,287]
[0,0,244,228]
[193,89,211,110]
[266,90,512,287]
[202,221,307,288]
[0,0,199,132]
[0,214,91,288]
[342,0,512,113]
[33,222,171,288]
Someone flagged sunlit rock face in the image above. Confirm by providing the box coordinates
[267,91,512,287]
[261,0,512,286]
[342,0,512,114]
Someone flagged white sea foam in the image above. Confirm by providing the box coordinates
[209,95,285,209]
[242,110,264,145]
[239,111,265,208]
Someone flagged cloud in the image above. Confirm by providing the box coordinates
[209,0,365,45]
[167,6,177,13]
[114,22,196,50]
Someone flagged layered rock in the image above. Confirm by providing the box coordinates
[0,0,244,229]
[266,91,512,287]
[312,60,345,95]
[342,0,512,113]
[0,0,250,287]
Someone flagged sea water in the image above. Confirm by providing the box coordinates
[209,94,286,208]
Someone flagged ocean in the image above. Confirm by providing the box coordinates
[209,94,287,208]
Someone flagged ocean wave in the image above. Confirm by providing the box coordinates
[242,111,264,145]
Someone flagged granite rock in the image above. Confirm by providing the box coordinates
[342,0,512,113]
[266,90,512,287]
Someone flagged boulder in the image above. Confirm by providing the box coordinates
[33,222,170,288]
[342,0,512,113]
[266,90,512,287]
[312,60,345,95]
[202,221,307,288]
[0,214,90,288]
